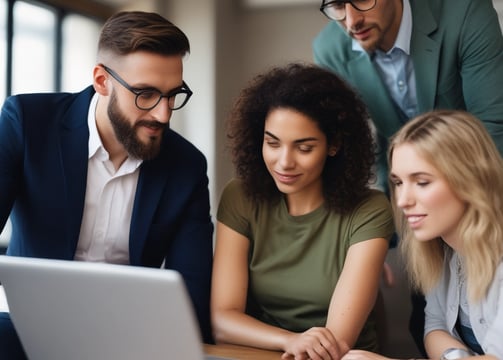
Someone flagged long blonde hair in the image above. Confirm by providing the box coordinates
[388,110,503,301]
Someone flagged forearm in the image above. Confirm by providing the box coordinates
[212,309,292,351]
[424,330,467,359]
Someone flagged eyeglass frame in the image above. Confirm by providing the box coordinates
[320,0,377,21]
[100,64,193,111]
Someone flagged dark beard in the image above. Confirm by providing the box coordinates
[107,91,166,160]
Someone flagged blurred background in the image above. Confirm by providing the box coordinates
[1,0,502,357]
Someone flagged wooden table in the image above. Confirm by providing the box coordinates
[204,343,283,360]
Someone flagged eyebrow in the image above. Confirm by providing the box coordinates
[264,131,320,144]
[389,171,434,179]
[132,83,185,94]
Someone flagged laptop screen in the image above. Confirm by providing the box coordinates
[0,255,208,360]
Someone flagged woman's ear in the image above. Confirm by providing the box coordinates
[328,145,338,157]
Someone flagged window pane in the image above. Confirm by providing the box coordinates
[12,1,56,94]
[0,0,6,102]
[62,14,102,92]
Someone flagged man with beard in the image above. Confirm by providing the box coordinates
[0,11,213,358]
[313,0,503,356]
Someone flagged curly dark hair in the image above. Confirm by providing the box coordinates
[227,62,376,213]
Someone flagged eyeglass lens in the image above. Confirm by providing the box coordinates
[321,0,376,20]
[136,90,190,111]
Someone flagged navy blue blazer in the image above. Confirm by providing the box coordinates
[0,86,214,343]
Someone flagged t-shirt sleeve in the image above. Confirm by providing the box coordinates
[216,178,252,237]
[348,190,395,246]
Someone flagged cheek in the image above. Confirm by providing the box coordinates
[427,188,464,217]
[305,152,328,171]
[261,145,274,168]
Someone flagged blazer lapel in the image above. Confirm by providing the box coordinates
[410,0,440,112]
[129,157,167,265]
[59,88,93,254]
[347,54,405,138]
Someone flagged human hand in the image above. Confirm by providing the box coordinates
[280,327,345,360]
[341,349,394,360]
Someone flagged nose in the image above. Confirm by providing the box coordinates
[148,97,172,124]
[279,148,295,170]
[395,184,414,209]
[344,3,364,29]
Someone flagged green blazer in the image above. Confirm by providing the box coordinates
[313,0,503,188]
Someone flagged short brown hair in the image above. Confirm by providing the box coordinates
[98,11,189,57]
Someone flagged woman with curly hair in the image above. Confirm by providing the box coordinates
[344,110,503,360]
[211,63,394,359]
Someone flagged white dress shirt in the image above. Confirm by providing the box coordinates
[74,93,142,264]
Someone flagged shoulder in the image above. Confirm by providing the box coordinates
[313,21,354,67]
[159,129,208,168]
[353,189,392,214]
[218,178,250,210]
[313,21,347,48]
[1,87,94,130]
[338,189,394,242]
[493,263,503,286]
[141,130,209,187]
[217,178,256,235]
[411,0,496,24]
[6,86,94,109]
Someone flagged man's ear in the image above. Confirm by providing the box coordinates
[93,65,110,96]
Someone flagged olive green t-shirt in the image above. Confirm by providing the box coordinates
[217,178,394,351]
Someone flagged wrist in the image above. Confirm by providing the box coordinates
[440,347,477,359]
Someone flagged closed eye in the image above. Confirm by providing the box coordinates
[416,181,430,187]
[389,174,402,186]
[298,145,314,153]
[265,140,280,148]
[391,179,402,187]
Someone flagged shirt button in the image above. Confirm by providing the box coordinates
[479,318,486,324]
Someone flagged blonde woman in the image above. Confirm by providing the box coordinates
[343,110,503,360]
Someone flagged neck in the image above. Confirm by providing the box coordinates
[285,192,324,216]
[95,98,128,170]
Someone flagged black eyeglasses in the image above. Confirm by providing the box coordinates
[320,0,377,21]
[101,64,193,111]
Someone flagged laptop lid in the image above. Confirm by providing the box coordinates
[0,255,207,360]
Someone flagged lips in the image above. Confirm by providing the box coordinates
[274,171,300,185]
[406,214,426,229]
[351,28,372,40]
[137,121,166,137]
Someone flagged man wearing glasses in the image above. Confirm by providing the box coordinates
[313,0,503,356]
[0,11,213,358]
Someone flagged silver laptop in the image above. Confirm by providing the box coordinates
[0,255,227,360]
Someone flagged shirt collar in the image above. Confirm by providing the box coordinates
[87,92,102,159]
[86,93,143,171]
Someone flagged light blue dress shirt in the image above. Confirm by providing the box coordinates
[425,248,503,357]
[353,0,418,121]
